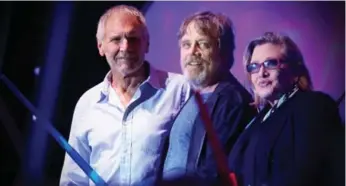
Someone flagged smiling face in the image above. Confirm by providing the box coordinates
[179,21,222,88]
[250,43,293,102]
[97,12,149,77]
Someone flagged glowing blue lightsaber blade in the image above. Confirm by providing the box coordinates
[0,74,107,186]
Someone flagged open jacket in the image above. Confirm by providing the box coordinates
[156,74,257,186]
[228,90,345,186]
[186,75,256,184]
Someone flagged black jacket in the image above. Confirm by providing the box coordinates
[183,74,257,184]
[228,90,345,186]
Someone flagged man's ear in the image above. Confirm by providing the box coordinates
[97,40,105,56]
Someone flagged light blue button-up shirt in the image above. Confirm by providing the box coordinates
[163,93,212,180]
[60,64,191,186]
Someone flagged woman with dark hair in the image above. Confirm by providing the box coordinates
[228,32,344,186]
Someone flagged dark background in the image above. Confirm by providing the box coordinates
[0,2,148,185]
[0,1,344,186]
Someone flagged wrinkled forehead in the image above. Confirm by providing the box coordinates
[105,12,145,35]
[182,21,218,40]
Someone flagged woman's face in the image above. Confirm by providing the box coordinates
[248,43,293,102]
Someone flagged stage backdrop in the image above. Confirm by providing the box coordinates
[144,1,345,120]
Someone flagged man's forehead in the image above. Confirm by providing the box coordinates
[106,12,142,28]
[182,21,213,40]
[104,13,144,35]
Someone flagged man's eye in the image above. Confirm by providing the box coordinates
[199,42,211,49]
[127,37,139,43]
[111,37,122,43]
[181,42,191,49]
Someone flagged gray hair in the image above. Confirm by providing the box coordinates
[96,5,149,42]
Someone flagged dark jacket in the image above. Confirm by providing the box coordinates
[228,90,345,186]
[182,74,257,184]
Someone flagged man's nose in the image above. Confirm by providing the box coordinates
[119,38,130,51]
[189,43,201,57]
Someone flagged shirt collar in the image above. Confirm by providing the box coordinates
[99,61,164,102]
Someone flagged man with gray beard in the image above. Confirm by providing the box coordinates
[159,11,257,186]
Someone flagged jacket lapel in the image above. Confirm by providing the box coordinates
[255,101,291,183]
[186,81,230,172]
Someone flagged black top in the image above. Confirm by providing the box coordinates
[228,90,345,186]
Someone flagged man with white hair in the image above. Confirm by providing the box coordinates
[60,5,190,186]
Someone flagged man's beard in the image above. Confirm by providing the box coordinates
[186,69,207,88]
[183,55,210,88]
